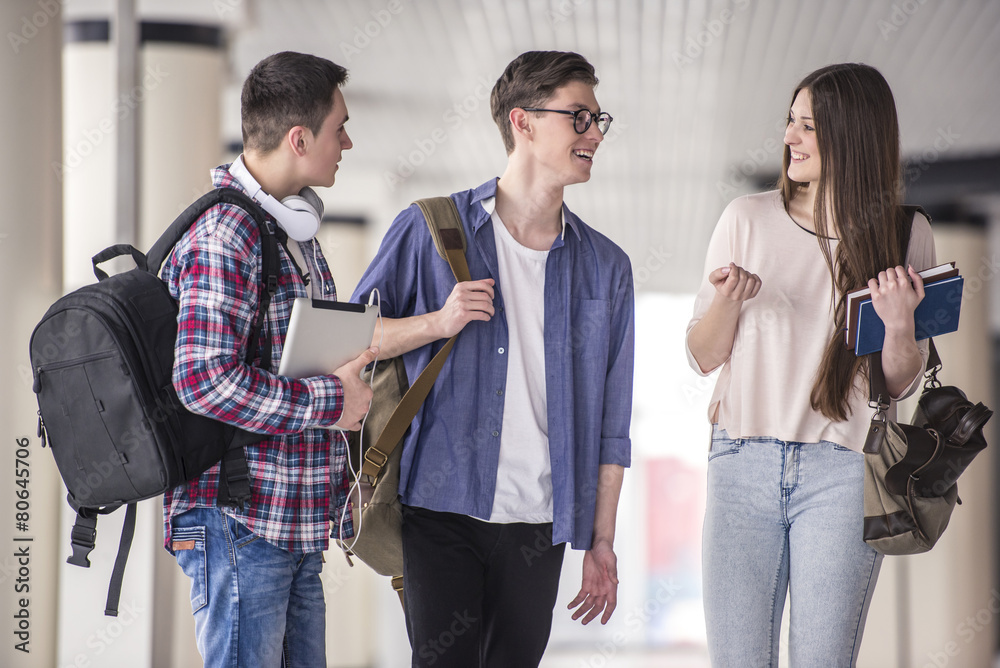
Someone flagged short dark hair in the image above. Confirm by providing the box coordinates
[241,51,349,154]
[490,51,598,154]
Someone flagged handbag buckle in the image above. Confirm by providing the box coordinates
[923,366,943,390]
[869,391,890,413]
[864,397,890,455]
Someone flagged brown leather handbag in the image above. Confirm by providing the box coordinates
[862,340,992,554]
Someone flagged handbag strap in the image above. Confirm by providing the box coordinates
[360,197,470,484]
[865,337,943,457]
[867,339,942,407]
[863,205,935,455]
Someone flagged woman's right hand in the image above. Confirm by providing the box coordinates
[687,263,761,373]
[709,263,762,303]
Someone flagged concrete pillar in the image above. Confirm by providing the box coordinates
[0,1,64,667]
[138,29,225,250]
[139,28,226,668]
[57,16,225,668]
[62,19,117,291]
[56,17,151,668]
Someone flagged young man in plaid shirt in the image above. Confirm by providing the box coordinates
[161,51,376,667]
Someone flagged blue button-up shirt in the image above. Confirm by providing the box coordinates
[352,178,634,549]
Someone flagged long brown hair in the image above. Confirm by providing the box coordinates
[779,63,910,421]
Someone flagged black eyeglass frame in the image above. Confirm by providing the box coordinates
[521,107,614,135]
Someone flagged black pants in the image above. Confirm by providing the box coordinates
[401,505,567,668]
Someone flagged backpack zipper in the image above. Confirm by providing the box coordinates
[37,411,48,448]
[36,350,117,373]
[34,350,117,393]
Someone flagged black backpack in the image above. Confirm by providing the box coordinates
[29,187,279,616]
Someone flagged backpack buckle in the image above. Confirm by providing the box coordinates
[363,447,389,486]
[67,519,97,568]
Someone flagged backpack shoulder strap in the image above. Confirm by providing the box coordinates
[147,187,279,509]
[145,187,280,368]
[146,187,267,273]
[414,197,471,283]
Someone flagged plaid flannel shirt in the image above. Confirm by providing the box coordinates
[161,165,353,554]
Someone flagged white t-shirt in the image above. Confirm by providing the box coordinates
[482,197,560,523]
[685,190,935,452]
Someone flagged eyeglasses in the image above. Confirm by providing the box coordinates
[521,107,614,135]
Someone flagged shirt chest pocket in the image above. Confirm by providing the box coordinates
[569,298,611,365]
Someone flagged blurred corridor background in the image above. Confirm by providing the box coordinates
[2,0,999,666]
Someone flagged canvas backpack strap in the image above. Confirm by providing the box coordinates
[360,197,469,483]
[416,197,472,282]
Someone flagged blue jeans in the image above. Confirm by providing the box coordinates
[702,426,882,667]
[171,507,326,668]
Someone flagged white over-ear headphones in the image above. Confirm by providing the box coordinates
[228,154,324,242]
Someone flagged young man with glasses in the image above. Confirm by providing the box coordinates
[352,50,633,667]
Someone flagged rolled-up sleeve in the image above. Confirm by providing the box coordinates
[599,261,635,467]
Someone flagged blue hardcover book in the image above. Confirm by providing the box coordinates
[854,276,964,355]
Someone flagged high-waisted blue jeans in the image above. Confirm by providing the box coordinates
[171,507,326,668]
[702,426,882,667]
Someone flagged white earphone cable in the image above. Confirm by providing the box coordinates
[337,288,383,555]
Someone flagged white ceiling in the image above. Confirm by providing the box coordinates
[70,0,1000,292]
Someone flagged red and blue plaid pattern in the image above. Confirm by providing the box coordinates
[162,166,353,554]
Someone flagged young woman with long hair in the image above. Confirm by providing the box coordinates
[686,63,936,666]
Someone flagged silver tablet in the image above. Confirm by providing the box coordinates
[278,298,378,379]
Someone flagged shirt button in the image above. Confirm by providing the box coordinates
[498,347,505,354]
[492,430,499,437]
[496,389,503,396]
